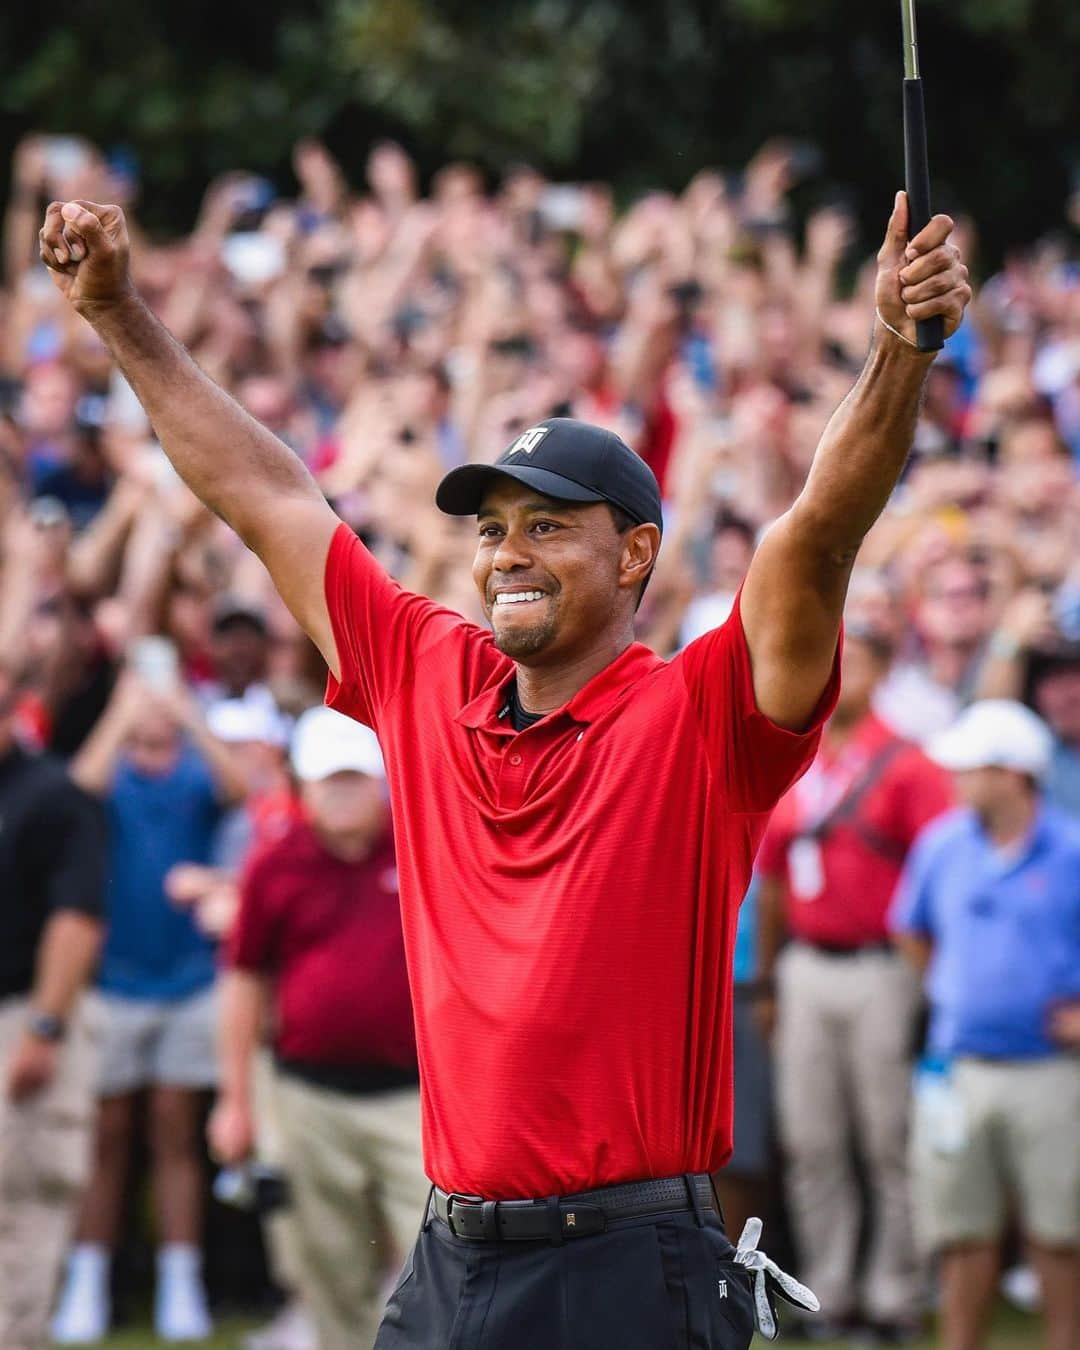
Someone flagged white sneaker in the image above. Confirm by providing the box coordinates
[155,1246,213,1343]
[241,1299,319,1350]
[51,1247,111,1345]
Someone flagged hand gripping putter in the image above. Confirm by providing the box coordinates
[901,0,945,353]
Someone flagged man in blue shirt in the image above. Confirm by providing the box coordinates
[891,700,1080,1350]
[54,668,248,1346]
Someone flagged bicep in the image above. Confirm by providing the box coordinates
[242,493,344,678]
[739,504,849,730]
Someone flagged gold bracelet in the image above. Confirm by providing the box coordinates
[875,308,920,349]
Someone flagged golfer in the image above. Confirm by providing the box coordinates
[40,191,969,1349]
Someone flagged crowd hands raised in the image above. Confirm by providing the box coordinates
[2,130,1080,1347]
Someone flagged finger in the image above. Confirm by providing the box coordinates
[905,287,971,322]
[904,212,955,260]
[899,245,962,286]
[61,224,87,263]
[40,201,71,265]
[900,269,964,305]
[876,190,909,264]
[59,200,109,243]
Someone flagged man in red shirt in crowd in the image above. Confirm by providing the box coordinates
[756,624,953,1340]
[210,706,427,1350]
[41,191,969,1348]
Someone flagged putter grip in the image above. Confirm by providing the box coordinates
[903,78,945,353]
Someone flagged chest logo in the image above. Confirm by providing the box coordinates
[507,425,551,457]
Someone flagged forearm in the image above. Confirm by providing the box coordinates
[795,326,933,560]
[184,716,250,805]
[893,931,932,976]
[85,293,321,546]
[217,970,265,1104]
[29,911,103,1020]
[754,876,788,983]
[69,706,128,794]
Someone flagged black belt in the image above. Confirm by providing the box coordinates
[801,939,895,958]
[431,1172,718,1243]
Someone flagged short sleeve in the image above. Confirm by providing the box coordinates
[34,776,107,918]
[323,522,470,729]
[676,587,841,813]
[889,827,939,938]
[225,847,280,973]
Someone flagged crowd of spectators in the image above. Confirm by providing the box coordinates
[0,129,1078,1348]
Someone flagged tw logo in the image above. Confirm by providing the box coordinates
[507,425,551,457]
[717,1280,728,1299]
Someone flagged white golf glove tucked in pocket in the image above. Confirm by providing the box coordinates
[732,1217,820,1341]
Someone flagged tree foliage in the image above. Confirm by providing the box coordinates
[2,0,1077,261]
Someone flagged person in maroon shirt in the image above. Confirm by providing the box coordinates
[209,705,427,1350]
[756,624,953,1339]
[41,192,970,1348]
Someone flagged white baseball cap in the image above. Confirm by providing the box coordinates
[291,707,385,782]
[929,699,1054,780]
[207,695,290,747]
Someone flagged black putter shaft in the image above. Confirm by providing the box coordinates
[901,0,945,352]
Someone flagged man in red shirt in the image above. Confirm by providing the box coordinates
[210,706,427,1350]
[756,625,953,1339]
[41,192,970,1347]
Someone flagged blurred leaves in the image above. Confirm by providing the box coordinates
[334,0,615,164]
[1,0,1077,262]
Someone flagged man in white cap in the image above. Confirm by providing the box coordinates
[891,700,1080,1350]
[210,708,428,1350]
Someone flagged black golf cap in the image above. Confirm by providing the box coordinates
[435,418,663,532]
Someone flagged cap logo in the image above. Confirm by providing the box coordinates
[507,425,551,458]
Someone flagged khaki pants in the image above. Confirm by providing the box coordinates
[273,1072,428,1350]
[776,943,922,1323]
[0,995,101,1350]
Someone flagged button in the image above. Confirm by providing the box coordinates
[509,753,523,766]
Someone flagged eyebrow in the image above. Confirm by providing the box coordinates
[476,497,576,522]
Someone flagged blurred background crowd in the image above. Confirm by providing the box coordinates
[0,121,1077,1350]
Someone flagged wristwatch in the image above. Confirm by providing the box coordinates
[27,1010,66,1042]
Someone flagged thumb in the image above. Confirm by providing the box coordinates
[60,200,108,242]
[877,190,909,265]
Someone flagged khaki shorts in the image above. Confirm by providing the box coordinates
[911,1055,1080,1251]
[96,985,219,1096]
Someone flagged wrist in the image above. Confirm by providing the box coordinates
[74,284,140,326]
[873,311,935,361]
[988,629,1022,661]
[26,1009,66,1043]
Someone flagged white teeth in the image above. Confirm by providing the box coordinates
[494,591,545,605]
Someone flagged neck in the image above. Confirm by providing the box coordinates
[514,630,634,714]
[824,703,871,749]
[313,823,375,863]
[926,643,973,688]
[981,793,1038,848]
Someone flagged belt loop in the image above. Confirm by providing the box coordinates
[546,1195,564,1246]
[481,1201,499,1241]
[422,1183,435,1233]
[684,1173,705,1229]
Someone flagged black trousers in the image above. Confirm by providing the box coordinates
[374,1205,756,1349]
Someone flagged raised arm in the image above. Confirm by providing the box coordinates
[739,192,971,730]
[39,200,345,677]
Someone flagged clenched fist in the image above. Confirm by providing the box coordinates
[875,190,971,348]
[39,199,133,317]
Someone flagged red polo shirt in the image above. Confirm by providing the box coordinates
[324,523,838,1198]
[757,712,953,948]
[226,818,415,1070]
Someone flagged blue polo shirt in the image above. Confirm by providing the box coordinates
[891,804,1080,1059]
[99,746,222,1001]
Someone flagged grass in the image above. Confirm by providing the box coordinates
[80,1301,1037,1348]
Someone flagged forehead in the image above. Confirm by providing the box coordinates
[476,478,586,518]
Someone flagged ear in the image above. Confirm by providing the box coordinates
[618,523,661,592]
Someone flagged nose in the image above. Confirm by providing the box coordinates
[492,528,532,572]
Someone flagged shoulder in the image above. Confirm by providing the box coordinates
[18,750,98,816]
[1039,806,1080,858]
[909,807,973,865]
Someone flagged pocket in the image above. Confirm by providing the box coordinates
[711,1260,755,1347]
[671,1222,756,1349]
[565,1223,679,1350]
